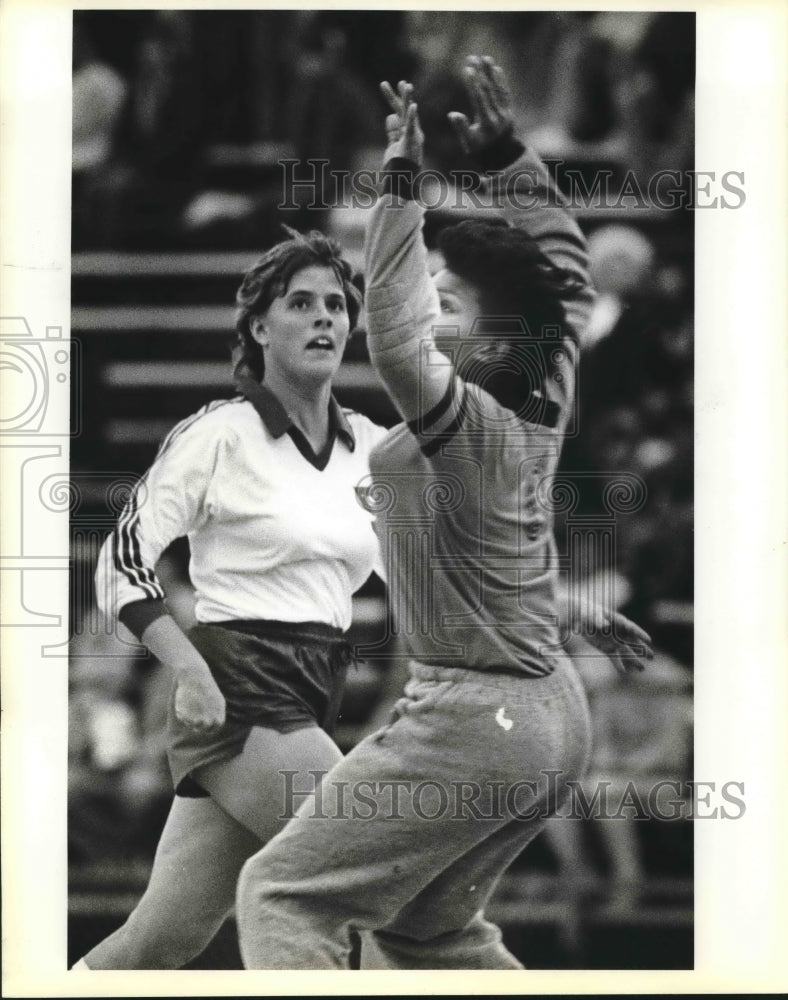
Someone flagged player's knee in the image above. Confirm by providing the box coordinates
[237,852,328,933]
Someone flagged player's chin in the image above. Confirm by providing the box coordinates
[299,351,344,382]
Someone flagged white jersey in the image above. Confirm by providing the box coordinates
[95,382,388,635]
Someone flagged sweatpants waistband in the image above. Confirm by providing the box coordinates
[408,658,573,692]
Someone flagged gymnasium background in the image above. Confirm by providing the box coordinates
[69,9,694,969]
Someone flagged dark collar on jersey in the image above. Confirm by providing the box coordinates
[237,374,356,451]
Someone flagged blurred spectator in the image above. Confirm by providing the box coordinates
[72,24,128,176]
[68,621,171,862]
[286,17,381,176]
[68,550,198,862]
[74,12,205,249]
[543,642,692,906]
[72,22,128,249]
[531,11,694,178]
[584,224,657,348]
[556,208,693,632]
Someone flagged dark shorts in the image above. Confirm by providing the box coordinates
[168,619,353,797]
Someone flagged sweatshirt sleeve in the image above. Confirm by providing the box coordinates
[478,133,594,348]
[364,168,450,425]
[94,408,224,638]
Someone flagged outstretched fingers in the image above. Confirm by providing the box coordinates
[398,80,414,106]
[458,55,514,143]
[470,64,499,121]
[489,64,509,103]
[385,112,402,144]
[462,63,487,123]
[380,79,414,117]
[582,607,654,674]
[485,60,512,116]
[403,101,420,141]
[380,80,403,116]
[380,82,424,164]
[447,111,473,152]
[611,612,655,659]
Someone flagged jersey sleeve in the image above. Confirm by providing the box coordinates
[94,409,225,636]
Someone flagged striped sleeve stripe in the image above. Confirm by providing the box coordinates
[125,509,162,594]
[113,473,163,599]
[113,398,239,600]
[405,377,456,436]
[419,385,469,458]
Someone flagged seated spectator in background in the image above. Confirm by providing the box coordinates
[72,23,128,177]
[583,224,657,349]
[286,18,382,191]
[75,12,206,249]
[560,209,692,618]
[530,11,694,179]
[72,22,128,250]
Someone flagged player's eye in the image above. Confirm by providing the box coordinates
[327,297,347,313]
[439,298,456,314]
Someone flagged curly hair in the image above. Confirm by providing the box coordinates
[437,218,584,417]
[233,226,362,382]
[437,218,581,338]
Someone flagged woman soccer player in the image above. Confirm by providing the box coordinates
[236,57,651,969]
[73,228,389,969]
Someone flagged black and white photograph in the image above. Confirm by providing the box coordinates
[1,2,786,994]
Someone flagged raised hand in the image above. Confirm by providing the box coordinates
[579,604,655,675]
[379,79,424,167]
[448,54,514,154]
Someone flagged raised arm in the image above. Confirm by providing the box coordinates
[364,61,594,425]
[364,83,449,423]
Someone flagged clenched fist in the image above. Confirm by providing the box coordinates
[174,667,226,731]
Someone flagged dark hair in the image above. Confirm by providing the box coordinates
[437,218,581,335]
[437,219,583,415]
[233,226,362,382]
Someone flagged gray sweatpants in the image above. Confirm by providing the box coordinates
[237,658,592,969]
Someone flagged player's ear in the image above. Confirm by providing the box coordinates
[250,316,269,347]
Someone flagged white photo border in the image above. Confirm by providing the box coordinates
[1,0,786,995]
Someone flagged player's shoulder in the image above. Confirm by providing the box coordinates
[342,407,390,452]
[155,396,249,456]
[369,422,415,472]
